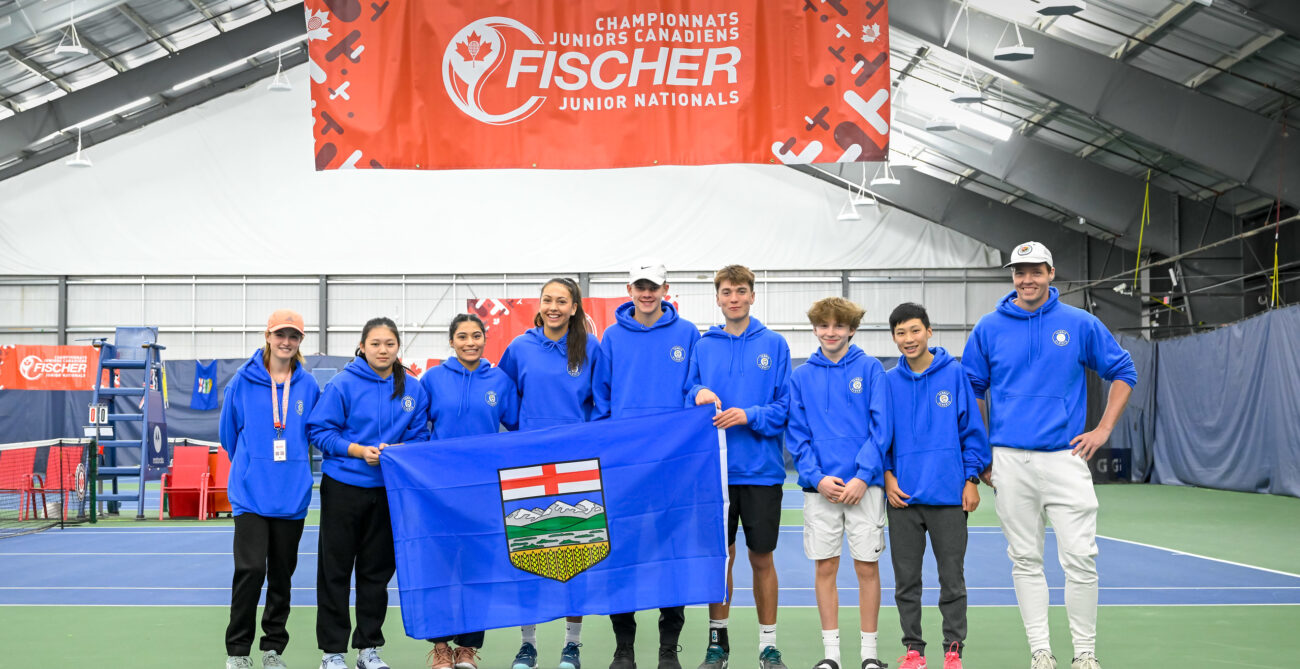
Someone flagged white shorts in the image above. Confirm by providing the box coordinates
[802,487,886,562]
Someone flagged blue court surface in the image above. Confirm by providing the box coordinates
[2,523,1296,607]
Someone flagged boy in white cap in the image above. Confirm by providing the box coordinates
[961,242,1136,669]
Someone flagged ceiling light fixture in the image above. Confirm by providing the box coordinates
[1037,0,1085,17]
[837,194,862,221]
[268,50,292,92]
[870,159,901,186]
[993,22,1035,61]
[66,128,92,168]
[55,3,89,56]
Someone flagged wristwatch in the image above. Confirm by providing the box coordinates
[966,475,980,485]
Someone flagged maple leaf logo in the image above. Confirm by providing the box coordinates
[455,31,493,66]
[305,8,331,42]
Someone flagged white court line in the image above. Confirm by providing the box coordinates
[1096,533,1300,579]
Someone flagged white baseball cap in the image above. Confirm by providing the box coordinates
[629,259,668,286]
[1004,241,1054,268]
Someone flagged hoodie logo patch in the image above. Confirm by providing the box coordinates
[402,395,415,412]
[757,354,772,370]
[850,377,863,394]
[936,391,953,408]
[295,400,304,415]
[1052,329,1070,346]
[669,345,685,363]
[486,390,498,407]
[567,363,582,377]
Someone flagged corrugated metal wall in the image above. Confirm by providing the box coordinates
[1,269,1011,361]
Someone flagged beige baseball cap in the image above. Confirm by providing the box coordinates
[1004,241,1054,268]
[267,309,305,334]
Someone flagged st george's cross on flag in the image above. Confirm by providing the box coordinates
[379,404,729,640]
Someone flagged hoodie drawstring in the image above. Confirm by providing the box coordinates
[458,370,471,417]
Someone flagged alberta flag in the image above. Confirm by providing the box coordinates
[190,360,218,411]
[380,404,728,640]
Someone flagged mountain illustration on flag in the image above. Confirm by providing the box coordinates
[498,459,610,581]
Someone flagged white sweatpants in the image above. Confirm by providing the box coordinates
[992,446,1099,656]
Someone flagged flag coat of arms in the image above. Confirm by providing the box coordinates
[381,405,727,640]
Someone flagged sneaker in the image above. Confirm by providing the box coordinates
[227,657,254,669]
[560,642,583,669]
[357,648,390,669]
[514,643,539,669]
[610,643,636,669]
[1030,650,1057,669]
[320,654,348,669]
[1070,653,1100,669]
[898,648,926,669]
[759,647,787,669]
[698,644,729,669]
[263,650,288,669]
[942,643,961,669]
[861,660,887,669]
[428,644,454,669]
[658,645,682,669]
[812,660,840,669]
[453,646,480,669]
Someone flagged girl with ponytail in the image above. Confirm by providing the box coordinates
[306,317,430,669]
[497,278,604,669]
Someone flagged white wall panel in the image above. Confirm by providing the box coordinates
[68,282,143,326]
[196,284,244,327]
[246,283,318,326]
[0,283,57,327]
[143,284,193,327]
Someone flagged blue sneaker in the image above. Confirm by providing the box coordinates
[514,643,539,669]
[560,642,583,669]
[758,647,786,669]
[697,645,728,669]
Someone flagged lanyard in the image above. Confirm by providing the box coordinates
[271,371,292,437]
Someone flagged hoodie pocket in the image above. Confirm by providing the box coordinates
[994,393,1069,447]
[896,447,963,504]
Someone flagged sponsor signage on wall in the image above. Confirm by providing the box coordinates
[0,345,100,391]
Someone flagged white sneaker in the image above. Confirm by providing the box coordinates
[263,650,288,669]
[1071,652,1100,669]
[1030,650,1057,669]
[227,657,253,669]
[321,653,348,669]
[356,648,390,669]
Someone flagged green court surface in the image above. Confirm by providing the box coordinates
[6,483,1298,669]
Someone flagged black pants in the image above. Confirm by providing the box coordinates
[610,607,685,646]
[886,504,968,656]
[225,513,306,656]
[428,631,486,647]
[316,475,396,653]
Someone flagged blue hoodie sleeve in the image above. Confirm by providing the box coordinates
[955,365,991,478]
[419,371,439,434]
[854,364,890,484]
[1084,315,1137,388]
[499,373,520,431]
[592,336,613,421]
[961,325,991,399]
[744,338,791,437]
[218,374,241,459]
[784,372,825,487]
[684,345,704,406]
[306,381,353,457]
[398,377,431,443]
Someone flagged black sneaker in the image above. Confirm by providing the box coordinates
[813,660,840,669]
[861,660,888,669]
[658,645,683,669]
[610,643,636,669]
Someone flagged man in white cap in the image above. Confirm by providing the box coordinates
[594,259,701,669]
[960,242,1136,669]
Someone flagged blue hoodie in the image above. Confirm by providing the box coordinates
[218,351,321,519]
[962,287,1138,451]
[420,357,519,438]
[306,356,430,487]
[499,327,603,431]
[786,345,889,491]
[885,347,991,505]
[594,301,701,420]
[685,317,791,485]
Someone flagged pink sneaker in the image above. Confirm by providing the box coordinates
[898,649,927,669]
[943,642,962,669]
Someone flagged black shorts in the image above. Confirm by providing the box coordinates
[727,484,782,554]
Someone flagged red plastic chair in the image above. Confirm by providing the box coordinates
[24,446,84,521]
[203,446,232,520]
[159,445,209,520]
[0,448,38,520]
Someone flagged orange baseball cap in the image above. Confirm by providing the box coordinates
[267,309,305,334]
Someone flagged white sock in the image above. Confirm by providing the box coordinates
[821,630,840,664]
[565,622,582,645]
[758,624,777,653]
[521,625,537,646]
[709,618,728,629]
[861,631,878,661]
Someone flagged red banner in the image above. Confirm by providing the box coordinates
[467,297,634,364]
[0,345,100,391]
[306,0,889,170]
